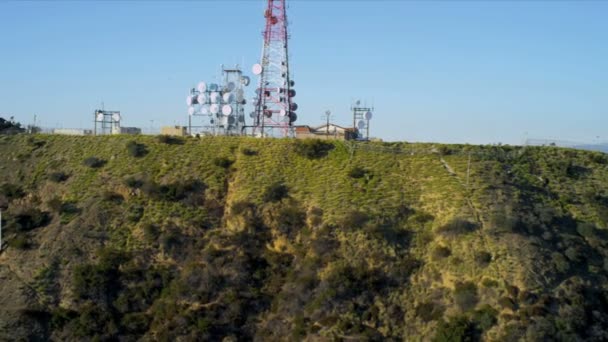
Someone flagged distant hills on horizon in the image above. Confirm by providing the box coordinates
[526,138,608,153]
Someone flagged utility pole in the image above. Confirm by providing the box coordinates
[1,210,3,252]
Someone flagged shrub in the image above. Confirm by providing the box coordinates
[50,307,78,329]
[433,316,475,342]
[294,139,334,159]
[576,222,597,240]
[338,210,369,230]
[10,208,51,232]
[416,302,445,322]
[83,157,106,168]
[142,179,205,203]
[348,166,367,179]
[213,157,234,169]
[482,278,499,288]
[262,182,289,203]
[126,141,148,157]
[143,223,160,242]
[453,282,478,312]
[432,246,451,260]
[157,135,184,145]
[474,251,492,267]
[127,204,144,223]
[102,191,124,204]
[436,218,478,237]
[10,235,31,249]
[48,172,69,183]
[58,201,80,224]
[0,183,25,201]
[124,177,144,189]
[498,296,517,311]
[240,148,258,156]
[472,305,498,331]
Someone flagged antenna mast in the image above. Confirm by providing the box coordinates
[252,0,297,137]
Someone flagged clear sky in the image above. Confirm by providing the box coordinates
[1,1,606,144]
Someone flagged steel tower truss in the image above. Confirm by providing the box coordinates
[253,0,297,137]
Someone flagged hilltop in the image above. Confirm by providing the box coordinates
[1,134,608,341]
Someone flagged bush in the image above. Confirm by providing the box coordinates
[141,179,205,203]
[0,183,25,201]
[10,208,51,232]
[262,182,289,203]
[240,148,258,156]
[10,235,31,249]
[213,157,234,169]
[432,246,451,260]
[348,166,367,179]
[294,139,334,159]
[338,210,369,230]
[436,218,478,237]
[101,191,124,204]
[433,316,475,342]
[453,282,478,312]
[48,172,69,183]
[157,135,184,145]
[83,157,106,168]
[498,296,517,311]
[416,302,445,322]
[126,141,148,158]
[474,251,492,267]
[58,201,80,224]
[127,204,144,223]
[124,177,144,189]
[143,223,160,242]
[472,305,498,331]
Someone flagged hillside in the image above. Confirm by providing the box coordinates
[1,134,608,341]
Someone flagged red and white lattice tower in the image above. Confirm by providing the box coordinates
[251,0,297,137]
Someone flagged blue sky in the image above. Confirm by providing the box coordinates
[0,1,606,144]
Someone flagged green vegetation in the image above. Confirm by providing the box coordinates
[1,135,608,340]
[126,141,148,158]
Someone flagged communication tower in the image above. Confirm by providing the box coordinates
[187,65,250,136]
[94,109,121,135]
[351,100,373,140]
[251,0,297,137]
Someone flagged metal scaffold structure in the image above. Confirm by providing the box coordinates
[251,0,298,137]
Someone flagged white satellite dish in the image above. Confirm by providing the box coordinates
[208,83,218,91]
[365,111,373,120]
[197,94,207,104]
[223,92,234,103]
[241,76,250,86]
[188,107,195,116]
[112,113,121,121]
[357,120,366,130]
[210,104,220,114]
[197,82,207,93]
[222,105,233,116]
[279,109,287,116]
[186,95,194,106]
[252,63,263,75]
[226,82,236,92]
[210,92,220,104]
[96,113,104,121]
[201,105,209,115]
